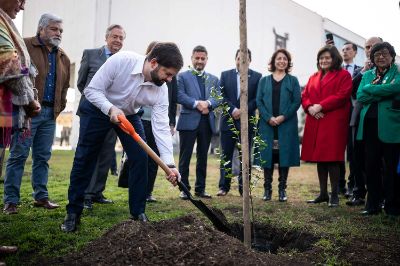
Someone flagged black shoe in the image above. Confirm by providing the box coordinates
[179,191,189,200]
[60,213,80,233]
[361,209,381,216]
[130,213,149,222]
[262,190,272,201]
[346,197,365,206]
[278,190,287,202]
[111,170,118,176]
[93,197,113,204]
[328,195,339,207]
[84,199,93,210]
[194,191,212,199]
[307,195,329,204]
[146,195,157,202]
[345,187,353,198]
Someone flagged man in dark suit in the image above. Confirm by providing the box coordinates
[339,42,362,197]
[177,45,219,199]
[346,37,383,206]
[217,49,261,196]
[76,24,125,209]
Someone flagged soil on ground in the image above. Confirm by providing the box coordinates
[46,214,400,265]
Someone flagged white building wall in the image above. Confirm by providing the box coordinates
[22,0,367,149]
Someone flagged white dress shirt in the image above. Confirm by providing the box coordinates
[344,63,355,77]
[85,51,174,165]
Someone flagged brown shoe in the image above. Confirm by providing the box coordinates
[33,199,59,209]
[0,245,18,254]
[3,203,18,215]
[216,190,227,196]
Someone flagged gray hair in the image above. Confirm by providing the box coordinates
[105,24,125,39]
[36,13,63,35]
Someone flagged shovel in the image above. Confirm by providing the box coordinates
[117,115,231,234]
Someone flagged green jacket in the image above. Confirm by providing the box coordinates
[356,63,400,143]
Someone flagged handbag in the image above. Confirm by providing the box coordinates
[118,151,129,188]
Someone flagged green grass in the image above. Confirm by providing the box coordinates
[1,150,399,265]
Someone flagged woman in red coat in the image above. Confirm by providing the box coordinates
[301,45,352,207]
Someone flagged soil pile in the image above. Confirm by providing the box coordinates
[49,216,307,265]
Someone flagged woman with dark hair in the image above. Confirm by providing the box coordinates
[302,45,352,207]
[356,42,400,216]
[256,49,301,202]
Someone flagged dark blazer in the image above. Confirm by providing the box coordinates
[167,76,178,126]
[77,46,108,93]
[219,68,261,132]
[176,70,219,134]
[76,46,108,116]
[24,37,70,119]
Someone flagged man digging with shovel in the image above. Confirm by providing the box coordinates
[61,42,183,232]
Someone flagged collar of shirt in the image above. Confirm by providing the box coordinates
[104,45,113,57]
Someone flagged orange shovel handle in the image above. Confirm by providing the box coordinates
[117,114,172,175]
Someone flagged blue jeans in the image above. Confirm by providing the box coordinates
[3,106,56,204]
[66,99,148,216]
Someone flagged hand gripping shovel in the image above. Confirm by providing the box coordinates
[117,115,231,234]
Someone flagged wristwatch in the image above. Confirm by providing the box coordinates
[167,164,176,168]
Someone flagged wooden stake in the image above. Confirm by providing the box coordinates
[239,0,251,248]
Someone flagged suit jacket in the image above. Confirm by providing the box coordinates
[301,69,352,162]
[24,37,70,119]
[76,46,108,116]
[77,46,108,93]
[167,76,178,126]
[176,70,219,134]
[219,68,261,132]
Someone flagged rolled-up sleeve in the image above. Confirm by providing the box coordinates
[151,86,175,165]
[84,55,118,115]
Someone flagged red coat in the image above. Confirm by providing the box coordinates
[301,69,352,162]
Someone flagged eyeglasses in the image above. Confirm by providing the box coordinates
[373,50,391,59]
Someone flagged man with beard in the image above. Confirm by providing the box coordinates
[176,45,220,199]
[61,42,183,232]
[3,13,70,213]
[77,24,126,209]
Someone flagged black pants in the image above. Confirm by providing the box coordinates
[219,127,253,192]
[351,126,367,199]
[84,128,117,200]
[178,116,212,193]
[142,120,159,197]
[363,118,400,214]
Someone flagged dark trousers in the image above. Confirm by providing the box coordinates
[351,126,367,199]
[178,116,212,193]
[84,128,117,200]
[363,118,400,214]
[66,99,148,216]
[142,120,159,197]
[219,127,253,192]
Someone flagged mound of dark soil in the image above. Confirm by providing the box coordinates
[49,216,308,265]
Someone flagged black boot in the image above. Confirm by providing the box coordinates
[263,168,273,201]
[278,167,289,202]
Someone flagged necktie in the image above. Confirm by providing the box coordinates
[345,64,350,70]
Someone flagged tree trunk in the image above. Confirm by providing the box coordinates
[239,0,251,248]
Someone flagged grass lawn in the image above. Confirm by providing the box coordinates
[1,150,399,265]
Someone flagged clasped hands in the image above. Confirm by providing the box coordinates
[268,115,285,126]
[308,104,324,119]
[196,100,210,114]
